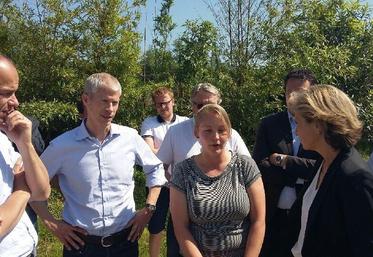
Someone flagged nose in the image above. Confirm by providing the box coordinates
[106,102,114,112]
[8,94,19,109]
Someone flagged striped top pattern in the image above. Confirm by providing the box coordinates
[171,154,261,257]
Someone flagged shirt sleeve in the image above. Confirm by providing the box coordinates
[240,155,261,188]
[156,127,174,166]
[134,133,167,187]
[231,129,251,157]
[40,141,62,179]
[169,161,187,193]
[140,118,154,137]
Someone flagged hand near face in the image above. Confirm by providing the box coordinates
[0,111,32,147]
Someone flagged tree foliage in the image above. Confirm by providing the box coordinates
[0,0,372,148]
[0,0,142,103]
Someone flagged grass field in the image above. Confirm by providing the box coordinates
[37,170,167,257]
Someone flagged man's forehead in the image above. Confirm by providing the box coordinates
[286,79,311,91]
[0,66,19,88]
[194,91,218,101]
[155,93,172,101]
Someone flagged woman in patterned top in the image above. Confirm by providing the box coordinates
[170,104,265,257]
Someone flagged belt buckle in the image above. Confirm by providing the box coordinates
[101,235,112,248]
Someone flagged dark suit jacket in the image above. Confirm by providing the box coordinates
[253,111,321,222]
[288,147,373,257]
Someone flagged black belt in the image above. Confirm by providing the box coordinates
[79,226,132,248]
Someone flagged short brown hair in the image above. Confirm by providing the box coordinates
[194,104,232,137]
[289,85,363,150]
[151,87,174,103]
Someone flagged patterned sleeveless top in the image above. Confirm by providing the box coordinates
[170,154,261,257]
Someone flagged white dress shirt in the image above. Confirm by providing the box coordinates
[0,133,37,256]
[140,114,189,150]
[277,112,304,210]
[141,114,188,176]
[41,122,167,236]
[157,118,251,171]
[292,165,321,257]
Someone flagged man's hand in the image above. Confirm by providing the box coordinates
[44,219,87,251]
[0,111,32,147]
[269,153,287,169]
[127,208,153,242]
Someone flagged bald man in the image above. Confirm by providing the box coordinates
[0,55,50,256]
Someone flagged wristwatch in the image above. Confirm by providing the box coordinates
[275,155,285,166]
[145,203,157,213]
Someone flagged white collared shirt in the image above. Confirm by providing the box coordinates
[292,165,322,257]
[141,114,188,175]
[41,122,167,236]
[0,133,37,256]
[141,114,188,150]
[157,118,251,173]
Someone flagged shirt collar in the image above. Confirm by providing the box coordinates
[156,113,176,123]
[287,111,295,125]
[75,120,121,141]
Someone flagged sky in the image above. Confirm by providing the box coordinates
[138,0,215,50]
[139,0,373,50]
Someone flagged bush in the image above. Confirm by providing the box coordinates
[19,100,79,145]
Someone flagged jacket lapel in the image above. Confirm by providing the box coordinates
[306,150,346,233]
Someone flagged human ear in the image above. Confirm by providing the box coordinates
[194,127,199,139]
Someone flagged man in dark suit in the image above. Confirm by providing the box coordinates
[253,69,321,257]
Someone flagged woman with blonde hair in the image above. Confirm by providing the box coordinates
[288,85,373,257]
[170,104,265,257]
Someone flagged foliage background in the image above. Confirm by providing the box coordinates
[1,0,373,256]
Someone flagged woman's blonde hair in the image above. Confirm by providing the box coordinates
[289,85,363,150]
[195,104,232,136]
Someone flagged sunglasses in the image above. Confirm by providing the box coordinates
[191,101,207,110]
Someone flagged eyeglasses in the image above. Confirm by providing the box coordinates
[155,99,172,108]
[191,101,206,110]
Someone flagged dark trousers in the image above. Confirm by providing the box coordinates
[63,238,138,257]
[260,208,293,257]
[167,216,183,257]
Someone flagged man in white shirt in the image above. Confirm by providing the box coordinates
[157,82,251,257]
[141,87,188,257]
[31,73,167,257]
[0,55,50,257]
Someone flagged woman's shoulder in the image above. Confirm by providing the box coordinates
[335,148,373,189]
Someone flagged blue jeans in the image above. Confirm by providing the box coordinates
[63,240,138,257]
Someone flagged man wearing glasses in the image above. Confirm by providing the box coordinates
[157,82,251,257]
[140,87,188,257]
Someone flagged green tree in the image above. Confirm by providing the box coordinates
[142,0,176,82]
[259,0,373,141]
[0,0,143,103]
[174,20,219,85]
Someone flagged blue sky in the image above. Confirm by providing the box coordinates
[139,0,215,50]
[139,0,373,50]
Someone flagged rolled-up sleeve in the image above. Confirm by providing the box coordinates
[135,135,167,187]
